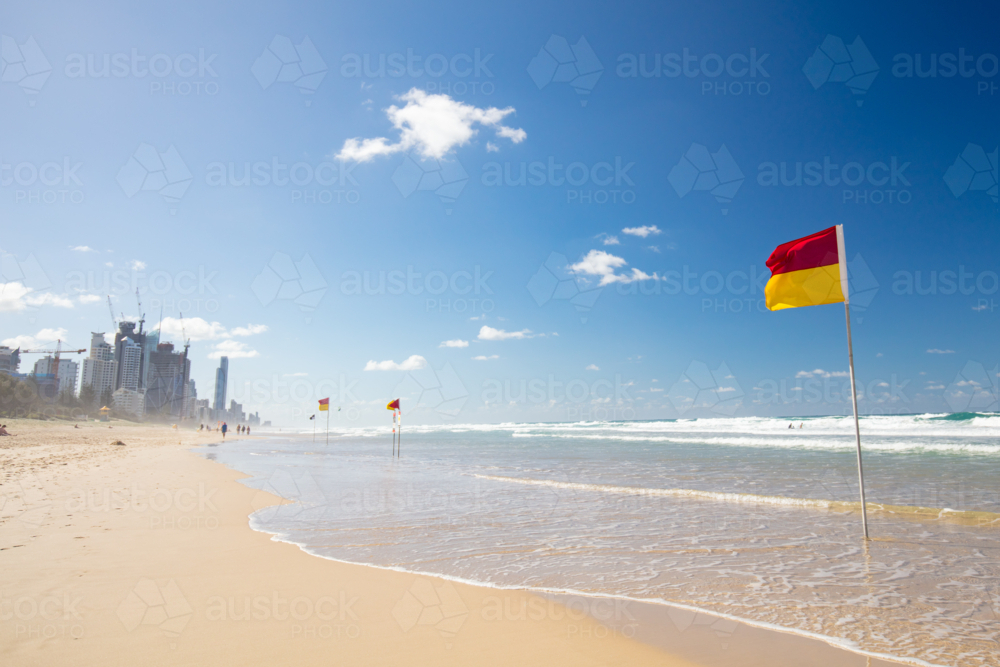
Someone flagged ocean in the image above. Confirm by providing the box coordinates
[201,413,1000,667]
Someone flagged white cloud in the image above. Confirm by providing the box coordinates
[926,349,955,354]
[469,314,486,321]
[2,327,69,349]
[439,339,469,348]
[569,250,659,286]
[647,245,660,253]
[650,387,664,392]
[486,142,499,152]
[925,384,945,390]
[364,355,428,371]
[1,283,32,312]
[622,225,662,238]
[1,283,78,311]
[795,369,849,379]
[156,317,268,342]
[598,234,620,246]
[336,89,526,162]
[25,292,74,308]
[586,364,600,371]
[129,260,146,271]
[104,262,114,268]
[208,340,259,359]
[478,325,532,341]
[78,294,102,304]
[70,245,95,252]
[473,355,499,361]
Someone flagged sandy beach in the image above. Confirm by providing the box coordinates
[0,420,903,666]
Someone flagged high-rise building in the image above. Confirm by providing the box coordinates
[184,379,197,419]
[118,338,143,391]
[228,398,246,424]
[32,356,79,396]
[145,342,190,417]
[81,333,117,399]
[0,346,21,376]
[142,329,159,395]
[114,321,147,392]
[213,357,228,414]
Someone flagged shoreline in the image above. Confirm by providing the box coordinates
[1,421,906,666]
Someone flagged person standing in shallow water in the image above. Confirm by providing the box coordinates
[221,422,228,439]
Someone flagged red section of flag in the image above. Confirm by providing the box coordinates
[318,398,329,405]
[386,399,400,411]
[765,226,840,276]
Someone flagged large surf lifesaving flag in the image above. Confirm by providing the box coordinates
[318,398,329,411]
[765,225,849,311]
[386,399,400,411]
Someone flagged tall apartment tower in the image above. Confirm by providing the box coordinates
[113,321,147,392]
[213,356,228,414]
[118,338,143,391]
[81,332,117,399]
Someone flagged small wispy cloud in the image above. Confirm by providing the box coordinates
[479,325,532,341]
[569,250,658,286]
[364,355,428,371]
[585,364,599,371]
[926,349,955,354]
[70,245,95,252]
[795,369,849,379]
[208,340,259,359]
[622,225,661,238]
[472,355,499,361]
[439,339,469,348]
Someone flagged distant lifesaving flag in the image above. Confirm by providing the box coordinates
[386,399,400,411]
[765,225,847,311]
[318,398,330,411]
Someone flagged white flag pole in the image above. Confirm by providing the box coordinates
[837,225,869,539]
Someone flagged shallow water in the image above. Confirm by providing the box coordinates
[203,414,1000,667]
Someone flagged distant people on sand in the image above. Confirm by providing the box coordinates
[221,422,228,438]
[0,425,11,436]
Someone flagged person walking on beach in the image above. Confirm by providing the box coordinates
[221,422,228,439]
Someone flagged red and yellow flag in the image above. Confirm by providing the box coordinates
[765,225,848,311]
[386,399,400,411]
[318,398,330,411]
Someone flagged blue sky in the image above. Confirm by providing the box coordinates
[0,0,997,426]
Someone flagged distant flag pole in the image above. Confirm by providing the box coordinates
[386,399,400,457]
[309,413,316,442]
[319,398,330,445]
[765,224,869,539]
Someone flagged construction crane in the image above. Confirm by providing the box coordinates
[178,312,191,418]
[135,287,145,334]
[21,340,86,399]
[107,295,117,330]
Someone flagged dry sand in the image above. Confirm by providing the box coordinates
[0,420,903,666]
